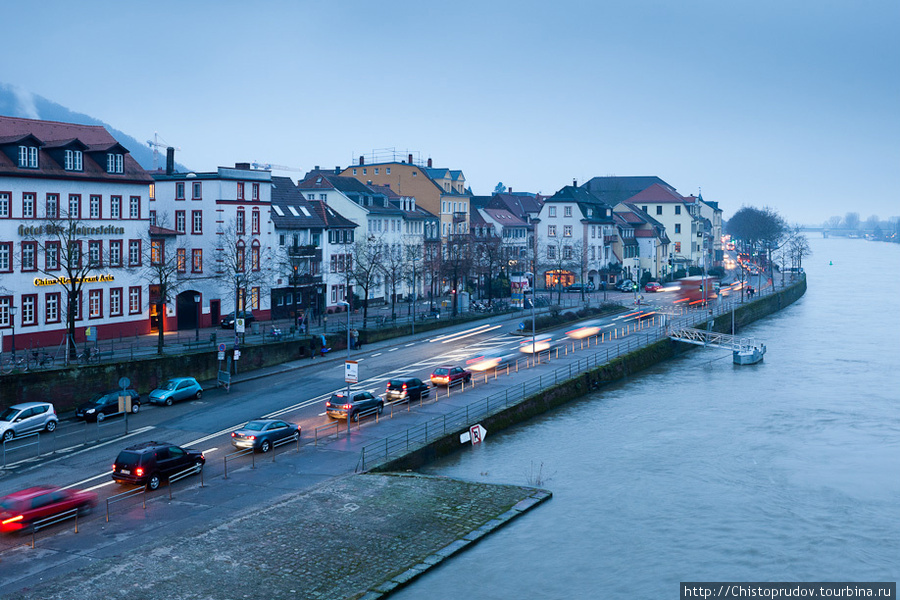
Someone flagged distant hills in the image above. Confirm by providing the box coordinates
[0,83,189,173]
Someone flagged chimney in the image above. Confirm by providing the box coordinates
[508,187,512,193]
[314,165,320,171]
[408,153,413,164]
[166,147,175,175]
[427,157,433,168]
[359,156,365,165]
[235,162,251,170]
[334,167,341,174]
[573,178,577,187]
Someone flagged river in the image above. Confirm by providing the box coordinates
[391,234,900,599]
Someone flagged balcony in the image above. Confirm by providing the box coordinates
[289,273,323,287]
[287,245,321,260]
[452,211,467,223]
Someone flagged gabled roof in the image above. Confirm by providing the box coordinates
[483,208,527,227]
[582,175,676,204]
[308,198,357,230]
[545,185,615,223]
[625,183,687,204]
[489,192,543,218]
[270,176,326,230]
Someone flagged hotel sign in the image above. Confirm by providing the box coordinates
[34,274,116,287]
[18,224,126,237]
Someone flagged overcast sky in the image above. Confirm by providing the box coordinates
[4,0,898,225]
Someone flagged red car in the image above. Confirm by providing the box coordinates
[0,486,97,533]
[430,365,472,387]
[644,281,662,292]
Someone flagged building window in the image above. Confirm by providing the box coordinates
[88,240,102,266]
[151,240,163,265]
[68,194,81,219]
[20,241,36,271]
[69,241,82,268]
[319,194,326,201]
[89,289,103,319]
[0,242,11,272]
[46,194,59,219]
[548,206,557,218]
[656,206,663,215]
[362,168,367,175]
[109,288,122,316]
[175,210,186,233]
[386,167,391,174]
[237,182,245,200]
[128,196,140,219]
[564,206,572,217]
[251,209,260,234]
[107,153,123,173]
[251,242,260,271]
[89,195,101,219]
[563,225,572,237]
[18,145,38,168]
[149,210,157,226]
[548,225,557,237]
[129,240,141,266]
[236,209,245,234]
[65,149,83,171]
[0,193,9,219]
[46,293,61,323]
[176,248,186,272]
[149,183,155,201]
[73,291,83,321]
[674,242,681,253]
[236,243,245,272]
[547,245,557,260]
[252,183,259,200]
[675,205,681,215]
[563,246,573,260]
[192,249,203,272]
[251,287,260,310]
[192,211,202,234]
[675,223,681,234]
[45,242,60,270]
[109,240,122,267]
[22,193,35,218]
[129,287,141,314]
[352,168,357,175]
[110,195,121,219]
[174,183,185,201]
[192,182,202,200]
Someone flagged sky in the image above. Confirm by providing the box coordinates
[3,0,898,226]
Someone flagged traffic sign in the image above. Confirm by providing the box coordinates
[118,377,130,389]
[460,424,488,445]
[218,343,226,352]
[233,349,241,360]
[345,360,358,384]
[235,318,245,333]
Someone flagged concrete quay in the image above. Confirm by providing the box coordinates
[17,473,550,600]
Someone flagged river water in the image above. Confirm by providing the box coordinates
[392,234,900,599]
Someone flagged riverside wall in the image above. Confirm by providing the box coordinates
[371,277,808,473]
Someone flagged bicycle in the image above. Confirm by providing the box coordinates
[77,348,99,364]
[30,350,55,369]
[1,355,28,374]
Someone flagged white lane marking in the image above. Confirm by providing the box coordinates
[85,480,116,492]
[404,343,415,347]
[428,324,494,343]
[61,471,114,490]
[203,447,218,454]
[388,348,399,352]
[372,352,382,357]
[440,325,502,344]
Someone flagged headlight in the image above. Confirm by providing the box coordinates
[86,409,95,414]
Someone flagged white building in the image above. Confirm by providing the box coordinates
[0,116,153,352]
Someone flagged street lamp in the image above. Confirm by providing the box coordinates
[316,285,323,327]
[337,300,351,397]
[9,305,17,360]
[526,272,536,365]
[194,294,201,341]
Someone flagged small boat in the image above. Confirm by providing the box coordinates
[734,344,765,365]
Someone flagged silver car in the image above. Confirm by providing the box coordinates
[0,402,58,443]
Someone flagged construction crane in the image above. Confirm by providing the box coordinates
[251,161,304,173]
[146,132,180,171]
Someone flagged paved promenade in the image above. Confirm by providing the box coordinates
[18,473,549,600]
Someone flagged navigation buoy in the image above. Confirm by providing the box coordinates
[829,260,833,265]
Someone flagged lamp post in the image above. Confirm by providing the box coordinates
[337,300,351,397]
[194,294,201,341]
[526,272,536,365]
[9,305,17,360]
[316,285,323,327]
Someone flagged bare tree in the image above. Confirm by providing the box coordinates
[789,234,812,273]
[144,215,194,355]
[351,236,384,327]
[382,241,405,321]
[473,232,504,305]
[214,221,274,323]
[403,236,424,320]
[25,209,109,359]
[540,235,577,304]
[442,233,473,317]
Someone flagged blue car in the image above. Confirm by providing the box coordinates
[149,377,203,406]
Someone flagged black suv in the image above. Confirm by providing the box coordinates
[220,312,256,329]
[76,389,141,422]
[385,378,429,403]
[325,390,383,422]
[111,441,205,490]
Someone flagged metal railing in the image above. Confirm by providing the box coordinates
[30,507,81,548]
[106,486,147,522]
[1,432,42,467]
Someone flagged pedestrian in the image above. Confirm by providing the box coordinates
[309,336,317,359]
[351,328,359,350]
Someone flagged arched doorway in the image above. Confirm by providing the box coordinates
[176,291,201,331]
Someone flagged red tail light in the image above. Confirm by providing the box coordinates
[402,383,407,389]
[1,515,23,525]
[231,432,237,437]
[248,435,256,440]
[342,404,352,410]
[135,468,144,477]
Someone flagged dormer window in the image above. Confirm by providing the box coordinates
[65,150,83,171]
[107,153,124,173]
[18,145,38,168]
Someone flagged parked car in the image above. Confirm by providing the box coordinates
[430,365,472,387]
[644,281,662,293]
[0,486,97,533]
[75,389,141,422]
[220,311,256,329]
[565,282,595,293]
[385,378,430,403]
[148,377,202,406]
[111,441,205,490]
[615,279,635,292]
[231,419,301,452]
[325,390,383,421]
[0,402,58,443]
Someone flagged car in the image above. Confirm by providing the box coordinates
[385,378,430,403]
[0,486,97,533]
[430,365,472,387]
[644,281,662,293]
[231,419,301,452]
[148,377,203,406]
[0,402,58,443]
[565,283,594,293]
[220,311,256,329]
[111,441,205,490]
[615,279,635,292]
[75,389,141,422]
[519,334,554,354]
[466,350,517,372]
[325,390,383,421]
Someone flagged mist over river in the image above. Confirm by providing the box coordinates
[391,234,900,599]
